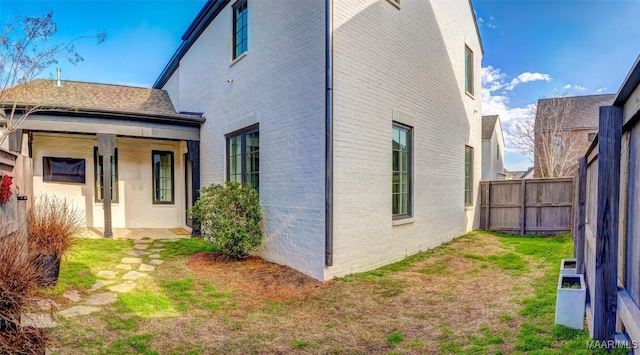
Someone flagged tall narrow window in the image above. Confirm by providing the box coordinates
[465,146,473,206]
[226,125,259,190]
[233,0,248,59]
[94,147,118,203]
[497,145,500,161]
[392,123,411,218]
[152,151,174,204]
[465,46,474,96]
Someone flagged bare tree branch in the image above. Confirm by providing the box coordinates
[509,95,583,178]
[0,12,106,146]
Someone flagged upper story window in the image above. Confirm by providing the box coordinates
[227,125,259,191]
[588,132,596,141]
[233,0,248,59]
[497,144,500,161]
[392,123,412,218]
[465,46,474,96]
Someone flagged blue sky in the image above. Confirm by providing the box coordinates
[1,0,639,171]
[473,0,640,170]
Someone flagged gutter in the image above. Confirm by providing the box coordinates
[325,0,334,266]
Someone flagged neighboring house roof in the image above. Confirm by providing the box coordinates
[534,94,615,131]
[153,0,485,89]
[482,115,499,140]
[1,80,204,125]
[504,167,533,179]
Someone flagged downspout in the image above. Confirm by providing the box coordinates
[325,0,334,266]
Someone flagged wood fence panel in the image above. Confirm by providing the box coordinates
[480,178,573,235]
[627,122,640,307]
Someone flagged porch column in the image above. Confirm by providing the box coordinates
[187,140,200,236]
[97,134,116,239]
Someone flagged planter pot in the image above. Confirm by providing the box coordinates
[0,313,21,332]
[555,274,586,329]
[560,258,578,275]
[36,253,61,288]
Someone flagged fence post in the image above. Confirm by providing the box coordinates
[592,106,623,342]
[520,179,526,235]
[575,157,587,275]
[484,181,490,230]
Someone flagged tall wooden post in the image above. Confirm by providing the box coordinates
[593,106,622,341]
[575,157,587,275]
[97,134,116,239]
[520,179,526,235]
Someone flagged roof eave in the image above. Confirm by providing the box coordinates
[5,106,205,127]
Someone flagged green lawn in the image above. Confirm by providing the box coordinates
[44,231,625,354]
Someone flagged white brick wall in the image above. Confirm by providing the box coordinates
[164,0,327,280]
[32,133,186,229]
[164,0,482,281]
[327,0,482,278]
[163,70,180,112]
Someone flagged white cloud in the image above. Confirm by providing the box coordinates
[478,17,484,23]
[490,16,495,20]
[481,66,548,168]
[487,23,496,29]
[574,85,587,91]
[516,72,552,83]
[596,87,607,93]
[563,84,571,89]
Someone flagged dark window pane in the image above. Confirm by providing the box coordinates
[152,151,174,203]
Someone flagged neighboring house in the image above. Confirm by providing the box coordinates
[534,94,614,177]
[154,0,483,280]
[1,80,204,235]
[481,115,505,180]
[504,167,534,180]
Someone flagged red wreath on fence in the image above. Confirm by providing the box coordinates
[0,175,13,204]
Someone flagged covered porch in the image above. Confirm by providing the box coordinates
[3,80,204,239]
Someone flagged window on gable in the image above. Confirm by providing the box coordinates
[497,144,500,161]
[233,0,248,59]
[94,147,118,203]
[152,151,174,204]
[465,46,474,96]
[465,146,473,206]
[227,125,259,191]
[392,123,412,218]
[588,132,596,141]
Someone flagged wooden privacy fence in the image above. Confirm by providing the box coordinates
[0,147,32,239]
[574,105,640,344]
[479,178,573,235]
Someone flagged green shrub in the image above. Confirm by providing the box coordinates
[189,181,263,258]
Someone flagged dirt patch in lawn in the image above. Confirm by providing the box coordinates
[186,252,325,302]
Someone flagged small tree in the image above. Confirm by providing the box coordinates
[0,12,106,146]
[190,181,263,259]
[511,96,583,177]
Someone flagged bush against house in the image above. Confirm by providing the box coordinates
[190,181,263,259]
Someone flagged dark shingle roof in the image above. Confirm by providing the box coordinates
[0,80,202,122]
[534,94,615,131]
[482,115,499,140]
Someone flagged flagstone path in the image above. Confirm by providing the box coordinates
[21,238,174,329]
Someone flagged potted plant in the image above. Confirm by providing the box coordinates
[555,274,586,329]
[560,258,577,275]
[28,195,83,287]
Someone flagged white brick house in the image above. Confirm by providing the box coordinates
[155,0,483,280]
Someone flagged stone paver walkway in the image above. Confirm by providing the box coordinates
[23,238,169,327]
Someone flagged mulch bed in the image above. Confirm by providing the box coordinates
[186,252,325,302]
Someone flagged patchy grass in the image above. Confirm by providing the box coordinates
[47,231,609,354]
